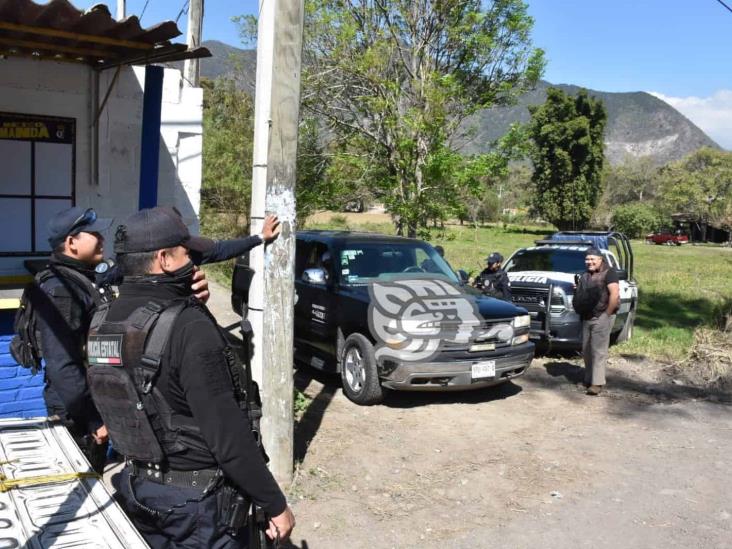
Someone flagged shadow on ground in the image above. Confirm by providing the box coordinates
[294,365,339,463]
[292,364,525,460]
[382,380,522,409]
[527,360,732,412]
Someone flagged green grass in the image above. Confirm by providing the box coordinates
[309,216,732,362]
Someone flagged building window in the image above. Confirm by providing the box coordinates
[0,113,76,256]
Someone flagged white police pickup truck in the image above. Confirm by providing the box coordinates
[503,232,638,351]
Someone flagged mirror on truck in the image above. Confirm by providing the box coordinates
[302,268,327,285]
[231,261,255,317]
[615,268,628,281]
[457,269,469,284]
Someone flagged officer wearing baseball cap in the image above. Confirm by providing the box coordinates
[34,207,113,471]
[90,206,294,548]
[474,251,512,301]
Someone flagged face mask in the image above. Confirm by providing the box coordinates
[163,259,195,287]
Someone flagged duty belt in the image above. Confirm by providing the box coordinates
[129,461,220,489]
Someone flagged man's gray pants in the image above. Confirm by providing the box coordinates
[582,313,616,386]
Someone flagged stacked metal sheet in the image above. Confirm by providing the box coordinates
[0,417,148,548]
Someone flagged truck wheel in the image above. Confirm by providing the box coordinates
[616,309,636,343]
[340,333,384,405]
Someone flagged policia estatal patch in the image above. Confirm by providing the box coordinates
[87,334,123,366]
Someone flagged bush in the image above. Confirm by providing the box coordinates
[611,202,664,238]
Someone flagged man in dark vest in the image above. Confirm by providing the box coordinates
[577,248,619,395]
[89,206,294,548]
[474,252,512,301]
[35,207,212,473]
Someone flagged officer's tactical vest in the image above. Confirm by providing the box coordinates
[86,298,211,463]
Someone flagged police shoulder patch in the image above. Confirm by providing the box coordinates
[87,334,124,366]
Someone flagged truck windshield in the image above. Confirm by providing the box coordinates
[338,242,459,285]
[504,248,587,275]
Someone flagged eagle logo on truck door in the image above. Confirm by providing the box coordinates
[368,279,483,362]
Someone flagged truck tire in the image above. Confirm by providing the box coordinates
[616,309,636,343]
[340,333,384,405]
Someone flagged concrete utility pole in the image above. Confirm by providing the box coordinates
[248,0,304,486]
[116,0,125,20]
[183,0,204,87]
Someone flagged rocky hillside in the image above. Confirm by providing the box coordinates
[199,40,719,166]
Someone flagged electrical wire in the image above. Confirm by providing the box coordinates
[139,0,151,20]
[714,0,732,14]
[176,0,190,24]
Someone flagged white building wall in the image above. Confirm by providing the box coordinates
[0,58,203,279]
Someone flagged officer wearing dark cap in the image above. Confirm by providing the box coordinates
[37,206,114,471]
[35,207,214,473]
[89,206,294,548]
[474,252,512,301]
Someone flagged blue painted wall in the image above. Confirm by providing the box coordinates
[0,310,46,418]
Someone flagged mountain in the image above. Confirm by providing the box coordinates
[198,40,719,166]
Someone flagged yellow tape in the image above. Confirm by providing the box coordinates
[0,471,101,492]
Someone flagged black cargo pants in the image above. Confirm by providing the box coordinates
[116,467,249,549]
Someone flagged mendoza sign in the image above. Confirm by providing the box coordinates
[0,112,74,144]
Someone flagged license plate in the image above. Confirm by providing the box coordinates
[471,360,496,379]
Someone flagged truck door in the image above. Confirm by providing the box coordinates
[604,251,632,332]
[294,240,337,369]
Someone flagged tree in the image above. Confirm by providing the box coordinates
[528,87,607,230]
[611,202,664,238]
[302,0,544,237]
[656,147,732,238]
[603,155,659,205]
[201,79,332,234]
[201,78,254,237]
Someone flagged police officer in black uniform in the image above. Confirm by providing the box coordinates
[88,206,294,548]
[37,207,114,471]
[474,252,512,301]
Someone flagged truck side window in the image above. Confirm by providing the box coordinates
[303,242,330,281]
[295,240,311,279]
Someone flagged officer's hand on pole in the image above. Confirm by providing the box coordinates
[191,266,211,304]
[92,425,109,444]
[266,506,295,544]
[261,215,282,244]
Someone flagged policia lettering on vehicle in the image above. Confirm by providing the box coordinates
[87,206,294,548]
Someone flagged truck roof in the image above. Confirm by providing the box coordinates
[296,230,425,246]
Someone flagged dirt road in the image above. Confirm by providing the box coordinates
[285,357,731,549]
[202,282,730,548]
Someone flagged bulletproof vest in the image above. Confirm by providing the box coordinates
[86,297,211,464]
[480,270,502,297]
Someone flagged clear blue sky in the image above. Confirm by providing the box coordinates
[81,0,730,97]
[79,0,732,146]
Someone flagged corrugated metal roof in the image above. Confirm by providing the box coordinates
[0,0,210,68]
[0,417,149,548]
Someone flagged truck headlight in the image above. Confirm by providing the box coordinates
[513,315,530,328]
[550,287,568,315]
[512,333,529,346]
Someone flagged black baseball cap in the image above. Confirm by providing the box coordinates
[114,206,213,254]
[486,252,503,264]
[47,207,113,248]
[585,247,603,257]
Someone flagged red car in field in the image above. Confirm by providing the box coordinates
[645,229,689,245]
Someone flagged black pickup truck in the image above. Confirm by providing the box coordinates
[278,231,535,405]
